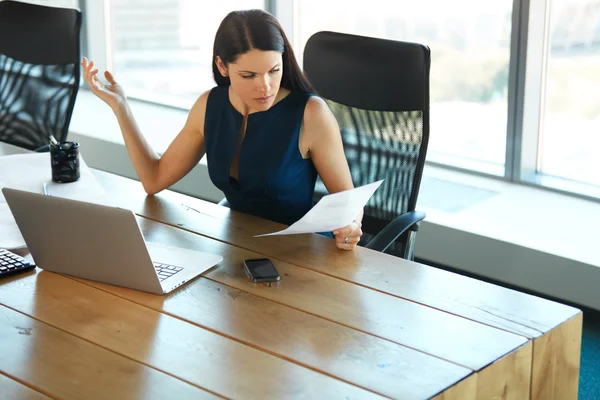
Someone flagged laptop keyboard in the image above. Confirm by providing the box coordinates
[0,249,35,278]
[153,262,183,282]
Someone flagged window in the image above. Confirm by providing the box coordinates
[78,0,600,200]
[539,0,600,187]
[293,0,513,175]
[109,0,264,107]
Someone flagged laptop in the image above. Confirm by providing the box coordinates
[2,187,223,295]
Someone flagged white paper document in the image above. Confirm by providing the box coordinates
[0,152,107,249]
[254,180,384,237]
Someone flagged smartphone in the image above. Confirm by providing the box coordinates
[243,258,280,283]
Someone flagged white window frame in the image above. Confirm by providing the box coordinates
[518,0,550,182]
[82,0,112,73]
[516,0,600,199]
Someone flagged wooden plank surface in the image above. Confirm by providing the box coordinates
[0,271,387,400]
[0,372,52,400]
[71,216,531,398]
[71,274,477,400]
[68,275,475,399]
[94,171,580,339]
[0,305,218,400]
[531,313,582,400]
[7,236,482,398]
[139,216,526,368]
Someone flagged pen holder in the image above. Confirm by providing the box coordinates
[50,141,80,183]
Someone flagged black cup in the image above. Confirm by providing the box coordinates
[50,141,80,183]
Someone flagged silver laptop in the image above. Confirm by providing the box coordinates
[2,187,223,295]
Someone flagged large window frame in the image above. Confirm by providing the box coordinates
[79,0,600,202]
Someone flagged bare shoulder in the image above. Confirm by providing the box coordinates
[189,89,212,117]
[185,89,213,134]
[302,95,339,140]
[303,95,338,131]
[304,95,333,120]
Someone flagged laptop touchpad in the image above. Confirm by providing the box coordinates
[146,243,222,274]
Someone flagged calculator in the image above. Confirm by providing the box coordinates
[0,249,36,278]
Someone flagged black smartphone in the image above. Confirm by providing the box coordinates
[243,258,280,283]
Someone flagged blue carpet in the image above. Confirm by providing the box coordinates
[580,308,600,400]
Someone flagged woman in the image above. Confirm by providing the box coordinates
[81,9,362,250]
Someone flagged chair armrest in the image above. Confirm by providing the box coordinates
[365,211,426,253]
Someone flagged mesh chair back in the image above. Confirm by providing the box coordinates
[0,0,81,150]
[304,31,431,244]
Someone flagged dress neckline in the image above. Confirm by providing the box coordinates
[226,86,294,118]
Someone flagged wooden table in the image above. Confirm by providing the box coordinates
[0,144,582,399]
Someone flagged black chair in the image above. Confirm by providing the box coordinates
[0,0,82,151]
[304,31,431,260]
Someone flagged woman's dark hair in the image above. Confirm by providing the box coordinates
[212,9,314,93]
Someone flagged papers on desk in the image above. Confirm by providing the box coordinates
[255,180,384,237]
[0,152,107,249]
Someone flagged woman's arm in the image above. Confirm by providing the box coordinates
[301,96,364,250]
[82,57,209,195]
[113,93,209,195]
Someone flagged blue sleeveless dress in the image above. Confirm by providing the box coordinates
[204,85,323,229]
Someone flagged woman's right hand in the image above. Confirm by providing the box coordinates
[81,57,127,110]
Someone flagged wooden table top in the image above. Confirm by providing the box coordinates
[0,145,582,399]
[94,171,580,340]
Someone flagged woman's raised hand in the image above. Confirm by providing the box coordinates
[81,57,127,110]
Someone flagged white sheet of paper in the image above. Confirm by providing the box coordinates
[254,180,384,237]
[0,152,107,249]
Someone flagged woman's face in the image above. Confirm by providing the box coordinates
[217,49,283,113]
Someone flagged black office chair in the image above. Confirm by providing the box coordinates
[304,31,431,260]
[0,0,82,151]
